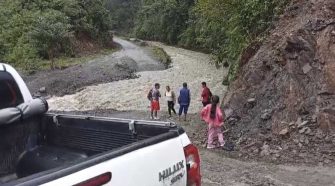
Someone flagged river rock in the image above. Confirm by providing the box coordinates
[247,98,256,104]
[253,148,260,154]
[292,149,298,154]
[299,136,305,143]
[305,138,310,145]
[279,127,289,136]
[246,98,256,109]
[293,138,299,144]
[318,111,335,132]
[305,127,312,135]
[224,107,234,118]
[299,127,308,134]
[260,144,270,156]
[296,117,302,124]
[299,153,307,158]
[282,144,289,151]
[129,38,138,42]
[324,159,331,164]
[298,121,309,129]
[311,115,318,123]
[325,135,332,143]
[33,92,41,98]
[261,110,272,120]
[139,41,147,46]
[228,118,238,125]
[303,63,312,74]
[39,87,46,93]
[316,129,325,139]
[289,122,295,127]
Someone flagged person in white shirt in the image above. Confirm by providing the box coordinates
[165,85,176,118]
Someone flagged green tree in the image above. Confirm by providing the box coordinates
[0,0,37,68]
[106,0,141,33]
[0,0,112,71]
[134,0,194,44]
[29,10,72,69]
[180,0,288,81]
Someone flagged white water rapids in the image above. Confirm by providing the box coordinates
[48,39,228,114]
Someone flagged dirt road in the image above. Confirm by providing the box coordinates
[53,110,335,186]
[200,150,335,186]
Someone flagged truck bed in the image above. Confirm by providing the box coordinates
[0,113,183,185]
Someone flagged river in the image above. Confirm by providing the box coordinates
[48,38,227,114]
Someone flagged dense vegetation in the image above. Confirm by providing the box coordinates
[134,0,195,44]
[106,0,140,34]
[0,0,111,70]
[0,0,288,77]
[108,0,288,81]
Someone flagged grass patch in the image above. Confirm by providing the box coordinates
[115,35,172,68]
[150,46,172,68]
[37,48,119,71]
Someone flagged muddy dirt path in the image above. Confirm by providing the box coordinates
[200,150,335,186]
[48,41,227,114]
[52,110,335,186]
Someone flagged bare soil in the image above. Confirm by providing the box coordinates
[223,0,335,166]
[52,110,335,186]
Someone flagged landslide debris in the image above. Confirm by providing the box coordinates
[224,0,335,165]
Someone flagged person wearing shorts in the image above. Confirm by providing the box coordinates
[178,82,191,121]
[150,83,161,119]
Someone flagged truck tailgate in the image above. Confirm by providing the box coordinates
[42,134,188,186]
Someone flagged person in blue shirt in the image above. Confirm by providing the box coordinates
[178,82,191,121]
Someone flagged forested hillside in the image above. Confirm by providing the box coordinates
[106,0,140,34]
[0,0,288,76]
[108,0,288,81]
[0,0,112,70]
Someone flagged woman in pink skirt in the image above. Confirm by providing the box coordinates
[200,95,225,149]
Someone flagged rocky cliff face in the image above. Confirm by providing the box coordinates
[224,0,335,164]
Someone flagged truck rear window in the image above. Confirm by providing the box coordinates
[0,71,24,109]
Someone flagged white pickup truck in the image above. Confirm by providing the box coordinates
[0,63,201,186]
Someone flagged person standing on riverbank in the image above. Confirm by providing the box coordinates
[201,82,212,107]
[165,85,176,118]
[178,83,191,121]
[148,83,161,120]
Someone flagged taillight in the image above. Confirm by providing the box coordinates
[184,144,201,186]
[74,172,112,186]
